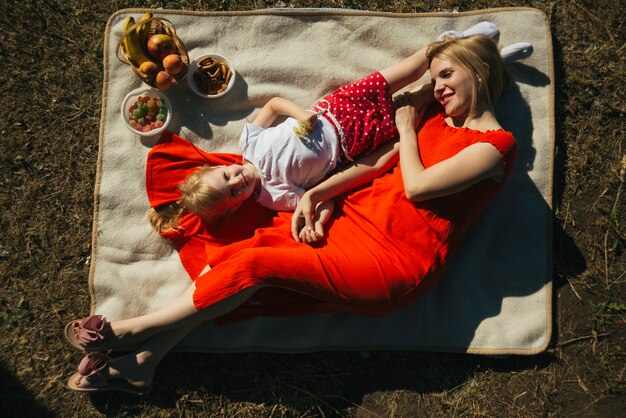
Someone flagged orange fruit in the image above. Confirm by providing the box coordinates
[163,54,183,75]
[155,71,174,90]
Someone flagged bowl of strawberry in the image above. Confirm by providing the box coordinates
[121,87,171,137]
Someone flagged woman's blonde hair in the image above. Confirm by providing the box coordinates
[146,165,231,233]
[426,35,512,117]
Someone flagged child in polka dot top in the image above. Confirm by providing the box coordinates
[238,70,401,212]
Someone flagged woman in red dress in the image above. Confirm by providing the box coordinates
[65,33,517,394]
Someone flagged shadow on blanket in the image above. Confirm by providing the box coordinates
[429,75,551,348]
[168,76,254,141]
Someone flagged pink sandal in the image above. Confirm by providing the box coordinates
[67,353,151,395]
[64,315,112,351]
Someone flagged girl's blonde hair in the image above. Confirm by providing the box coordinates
[146,165,231,233]
[426,35,512,117]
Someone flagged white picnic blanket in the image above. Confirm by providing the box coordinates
[90,7,553,354]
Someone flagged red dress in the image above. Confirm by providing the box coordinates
[146,107,516,324]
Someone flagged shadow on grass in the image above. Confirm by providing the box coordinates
[0,362,55,417]
[83,350,559,415]
[548,24,588,347]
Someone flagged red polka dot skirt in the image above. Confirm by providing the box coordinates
[313,71,398,161]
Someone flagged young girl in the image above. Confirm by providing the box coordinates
[148,22,531,243]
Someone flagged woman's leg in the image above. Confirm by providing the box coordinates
[70,271,263,390]
[107,282,262,349]
[70,321,201,391]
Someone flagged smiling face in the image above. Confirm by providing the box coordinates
[430,55,477,120]
[200,163,257,212]
[426,36,513,122]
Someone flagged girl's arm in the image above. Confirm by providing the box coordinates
[396,106,505,202]
[291,140,400,241]
[252,97,317,129]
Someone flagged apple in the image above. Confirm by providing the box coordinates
[147,34,176,60]
[162,54,183,75]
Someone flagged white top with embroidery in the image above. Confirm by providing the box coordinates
[239,116,340,211]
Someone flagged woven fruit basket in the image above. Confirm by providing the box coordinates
[117,15,190,90]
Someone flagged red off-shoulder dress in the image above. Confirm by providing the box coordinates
[146,108,516,323]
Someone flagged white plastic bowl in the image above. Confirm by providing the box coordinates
[120,87,172,137]
[187,53,236,99]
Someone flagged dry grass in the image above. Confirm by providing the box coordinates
[1,0,624,417]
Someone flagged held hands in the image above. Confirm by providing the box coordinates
[291,192,335,244]
[393,83,433,135]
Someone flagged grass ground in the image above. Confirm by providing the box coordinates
[0,0,624,416]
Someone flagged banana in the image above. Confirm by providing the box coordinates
[123,15,134,35]
[135,11,153,47]
[122,16,155,75]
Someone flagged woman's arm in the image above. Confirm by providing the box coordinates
[252,97,317,129]
[396,106,505,202]
[291,140,400,241]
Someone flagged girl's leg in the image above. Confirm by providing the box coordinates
[379,47,429,94]
[380,21,501,94]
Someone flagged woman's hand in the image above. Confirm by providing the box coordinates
[298,200,335,244]
[395,103,427,135]
[397,102,505,202]
[291,192,333,243]
[292,191,317,241]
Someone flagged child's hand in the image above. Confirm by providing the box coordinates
[297,110,318,132]
[393,92,412,109]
